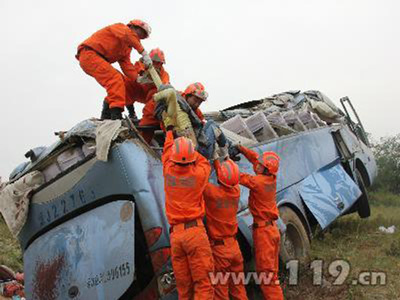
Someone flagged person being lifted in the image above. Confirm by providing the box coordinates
[203,153,248,300]
[181,82,208,124]
[234,144,284,300]
[76,19,152,120]
[162,119,214,299]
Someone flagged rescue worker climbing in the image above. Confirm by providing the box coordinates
[76,20,152,120]
[203,157,248,300]
[162,121,214,299]
[124,48,170,142]
[234,145,284,300]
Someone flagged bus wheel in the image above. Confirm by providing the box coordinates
[279,206,310,265]
[355,169,371,218]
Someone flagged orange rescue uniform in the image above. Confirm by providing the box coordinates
[203,160,248,300]
[76,23,144,109]
[162,131,214,299]
[239,146,283,300]
[125,66,170,142]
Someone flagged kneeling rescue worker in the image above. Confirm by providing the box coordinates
[235,145,284,300]
[76,19,152,120]
[204,157,248,300]
[162,121,214,299]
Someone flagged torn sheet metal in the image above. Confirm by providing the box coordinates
[24,200,135,300]
[299,163,361,229]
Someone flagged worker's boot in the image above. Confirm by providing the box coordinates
[126,105,139,124]
[110,107,123,120]
[100,101,111,120]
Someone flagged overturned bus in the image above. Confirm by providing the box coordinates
[1,90,377,299]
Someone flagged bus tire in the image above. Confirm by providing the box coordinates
[279,206,311,265]
[355,169,371,218]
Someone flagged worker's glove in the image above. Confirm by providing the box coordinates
[110,107,123,120]
[126,105,139,124]
[212,126,227,147]
[212,143,220,161]
[141,51,152,69]
[100,101,111,120]
[218,144,229,161]
[159,84,174,91]
[154,100,168,121]
[229,143,241,160]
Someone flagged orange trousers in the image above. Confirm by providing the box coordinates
[253,223,283,300]
[211,237,248,300]
[139,99,159,143]
[79,49,125,109]
[170,222,214,300]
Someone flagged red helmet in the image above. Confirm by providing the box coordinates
[128,19,151,38]
[258,151,280,175]
[171,137,197,164]
[183,82,208,101]
[150,48,165,64]
[217,159,240,187]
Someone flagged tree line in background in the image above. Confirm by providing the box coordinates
[371,134,400,194]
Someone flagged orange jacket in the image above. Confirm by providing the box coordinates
[162,131,211,225]
[77,23,144,80]
[195,108,206,124]
[239,146,279,223]
[125,65,170,106]
[204,160,240,239]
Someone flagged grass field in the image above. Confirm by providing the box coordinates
[1,191,399,299]
[284,191,400,300]
[0,217,23,272]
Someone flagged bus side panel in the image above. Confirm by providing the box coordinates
[24,201,135,300]
[299,162,361,229]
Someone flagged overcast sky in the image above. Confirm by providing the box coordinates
[0,0,399,180]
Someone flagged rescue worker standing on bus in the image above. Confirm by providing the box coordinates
[234,144,284,300]
[162,120,214,299]
[203,155,248,300]
[76,20,152,120]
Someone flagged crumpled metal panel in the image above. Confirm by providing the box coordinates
[10,119,99,182]
[299,163,361,229]
[235,127,340,209]
[64,119,98,140]
[24,200,135,300]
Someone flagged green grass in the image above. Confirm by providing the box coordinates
[284,192,400,300]
[0,216,23,272]
[369,190,400,207]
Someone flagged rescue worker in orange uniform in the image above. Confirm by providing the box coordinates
[162,122,214,299]
[76,20,152,120]
[235,145,284,300]
[124,48,170,142]
[204,158,248,300]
